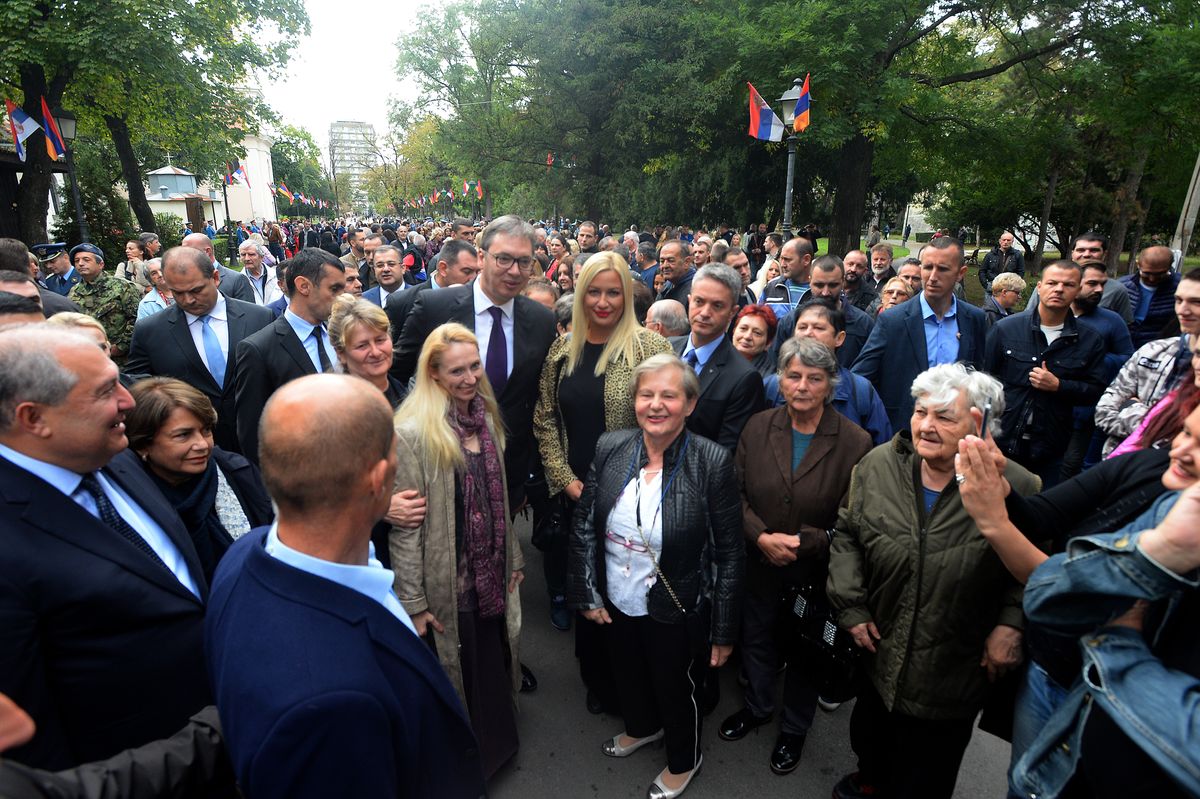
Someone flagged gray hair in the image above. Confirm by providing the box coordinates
[239,241,269,259]
[910,363,1005,435]
[776,337,840,404]
[554,294,574,328]
[990,272,1026,294]
[0,326,92,430]
[630,352,700,402]
[407,232,426,248]
[693,264,742,304]
[479,214,538,253]
[646,299,689,336]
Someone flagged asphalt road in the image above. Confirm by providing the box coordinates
[490,516,1012,799]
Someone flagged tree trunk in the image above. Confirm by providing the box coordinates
[1107,147,1149,275]
[104,115,156,233]
[1129,194,1152,268]
[1032,165,1060,274]
[829,133,874,257]
[14,67,56,245]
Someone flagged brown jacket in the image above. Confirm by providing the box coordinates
[736,405,873,595]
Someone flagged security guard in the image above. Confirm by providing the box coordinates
[66,243,142,364]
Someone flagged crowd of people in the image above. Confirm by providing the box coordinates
[0,213,1197,799]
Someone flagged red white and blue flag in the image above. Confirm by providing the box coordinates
[747,83,783,142]
[225,159,250,187]
[4,100,41,162]
[793,74,811,133]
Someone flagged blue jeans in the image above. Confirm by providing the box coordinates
[1007,661,1068,798]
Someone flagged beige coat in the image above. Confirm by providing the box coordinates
[389,418,524,707]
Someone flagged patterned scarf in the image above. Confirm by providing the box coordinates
[449,395,508,618]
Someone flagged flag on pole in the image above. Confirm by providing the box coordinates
[39,97,65,159]
[277,182,294,202]
[432,189,440,203]
[747,83,784,142]
[447,188,455,201]
[793,74,811,133]
[4,100,41,162]
[475,180,483,199]
[546,152,555,172]
[226,159,250,187]
[463,180,470,195]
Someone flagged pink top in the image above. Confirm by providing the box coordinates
[1109,388,1179,459]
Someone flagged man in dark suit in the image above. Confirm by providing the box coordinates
[181,233,255,305]
[852,237,989,434]
[265,260,289,319]
[127,247,274,453]
[360,244,406,309]
[206,375,486,799]
[386,238,479,344]
[393,215,556,510]
[233,248,346,461]
[0,240,79,316]
[669,263,765,451]
[0,326,210,769]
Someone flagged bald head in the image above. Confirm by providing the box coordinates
[1138,245,1174,271]
[162,245,214,278]
[258,375,395,517]
[181,233,216,259]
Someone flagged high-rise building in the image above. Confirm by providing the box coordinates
[328,121,378,209]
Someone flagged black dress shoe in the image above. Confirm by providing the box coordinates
[769,732,806,775]
[520,663,537,693]
[717,707,771,741]
[586,689,605,715]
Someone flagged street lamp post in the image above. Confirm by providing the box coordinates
[51,107,89,243]
[777,78,803,243]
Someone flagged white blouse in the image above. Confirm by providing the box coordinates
[603,469,664,617]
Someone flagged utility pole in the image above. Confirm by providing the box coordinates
[1171,147,1200,263]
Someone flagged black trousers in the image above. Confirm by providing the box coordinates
[607,604,701,774]
[849,684,974,799]
[740,589,818,734]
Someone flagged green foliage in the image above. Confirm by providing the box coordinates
[271,125,335,216]
[154,214,185,249]
[50,179,137,267]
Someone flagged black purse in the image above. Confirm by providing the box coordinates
[777,583,861,703]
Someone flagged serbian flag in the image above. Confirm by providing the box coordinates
[40,97,65,159]
[463,180,471,194]
[5,100,41,162]
[793,73,811,133]
[747,83,783,142]
[226,159,250,187]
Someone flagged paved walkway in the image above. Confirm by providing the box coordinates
[490,516,1011,799]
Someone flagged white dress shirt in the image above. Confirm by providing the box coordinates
[184,293,229,373]
[472,279,515,378]
[380,286,403,308]
[0,443,200,597]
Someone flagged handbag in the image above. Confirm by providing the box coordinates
[777,583,861,703]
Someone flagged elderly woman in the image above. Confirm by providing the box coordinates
[570,353,743,799]
[722,338,872,776]
[534,251,671,709]
[125,378,273,581]
[390,323,523,779]
[731,304,778,377]
[827,363,1039,799]
[328,294,407,408]
[875,275,914,316]
[136,259,172,319]
[985,271,1025,328]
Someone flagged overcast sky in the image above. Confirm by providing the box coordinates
[256,0,427,156]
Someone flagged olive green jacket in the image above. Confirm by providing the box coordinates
[533,327,672,497]
[826,432,1041,720]
[69,273,142,363]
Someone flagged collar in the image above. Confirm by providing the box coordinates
[0,442,85,496]
[919,292,957,321]
[684,334,723,365]
[472,278,514,319]
[284,307,321,339]
[264,523,397,607]
[185,292,226,325]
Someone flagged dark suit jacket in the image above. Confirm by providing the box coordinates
[205,529,487,799]
[0,450,210,770]
[127,299,274,453]
[232,315,319,461]
[384,279,433,345]
[215,264,254,304]
[266,296,287,319]
[669,335,765,451]
[39,287,80,317]
[851,295,989,434]
[735,405,873,594]
[392,282,556,506]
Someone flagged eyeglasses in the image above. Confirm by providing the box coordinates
[488,251,536,274]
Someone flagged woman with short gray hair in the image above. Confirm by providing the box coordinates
[826,362,1038,798]
[722,337,871,776]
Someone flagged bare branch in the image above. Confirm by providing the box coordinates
[914,32,1082,87]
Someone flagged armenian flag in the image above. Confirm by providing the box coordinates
[747,83,783,142]
[793,74,811,133]
[277,182,294,203]
[40,97,65,159]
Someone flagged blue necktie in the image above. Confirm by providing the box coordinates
[685,349,701,374]
[200,315,226,386]
[78,474,170,572]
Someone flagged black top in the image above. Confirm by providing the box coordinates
[558,341,607,479]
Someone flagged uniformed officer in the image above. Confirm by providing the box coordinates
[31,243,79,295]
[66,243,141,364]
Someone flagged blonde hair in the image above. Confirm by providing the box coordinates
[327,294,390,352]
[44,312,107,338]
[395,322,504,471]
[567,251,644,377]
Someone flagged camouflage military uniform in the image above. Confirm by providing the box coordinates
[69,273,143,364]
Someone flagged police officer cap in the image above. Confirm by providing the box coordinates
[70,243,105,263]
[30,242,67,262]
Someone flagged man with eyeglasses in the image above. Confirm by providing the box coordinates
[1121,245,1180,348]
[984,272,1025,328]
[392,215,556,513]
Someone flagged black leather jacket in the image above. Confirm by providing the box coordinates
[568,429,745,645]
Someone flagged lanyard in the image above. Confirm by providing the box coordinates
[622,434,690,542]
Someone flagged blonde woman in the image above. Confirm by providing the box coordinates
[748,259,781,299]
[532,251,672,707]
[390,322,523,779]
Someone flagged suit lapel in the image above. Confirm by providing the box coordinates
[791,410,838,483]
[166,308,220,394]
[274,316,317,375]
[906,302,929,369]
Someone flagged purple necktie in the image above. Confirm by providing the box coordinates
[486,306,508,395]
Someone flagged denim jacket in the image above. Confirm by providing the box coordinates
[1011,492,1200,798]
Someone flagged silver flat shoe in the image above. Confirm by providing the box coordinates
[602,729,664,757]
[647,754,702,799]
